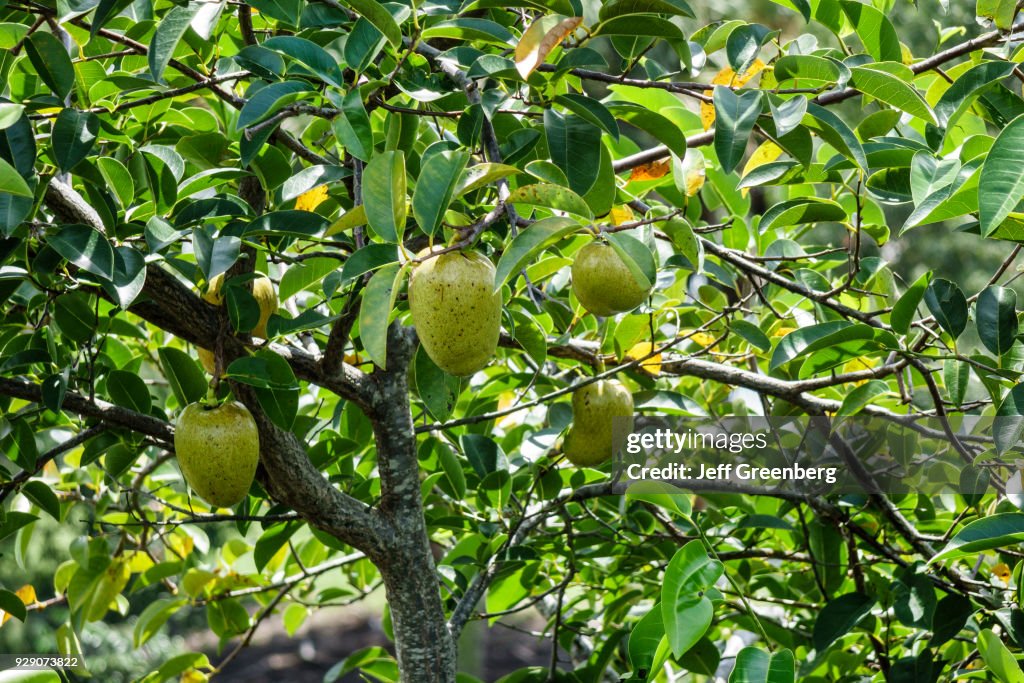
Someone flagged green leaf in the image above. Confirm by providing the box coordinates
[0,589,27,624]
[729,647,795,683]
[935,60,1015,129]
[422,18,514,45]
[279,257,341,300]
[996,384,1024,455]
[105,369,152,414]
[149,3,201,83]
[133,598,185,648]
[228,351,299,429]
[930,594,974,647]
[158,347,208,405]
[0,511,37,542]
[0,156,32,197]
[344,0,400,46]
[836,380,889,417]
[713,86,762,174]
[606,103,689,159]
[979,628,1024,683]
[850,65,936,124]
[97,157,135,207]
[726,23,774,75]
[661,541,723,658]
[923,278,968,340]
[54,292,97,343]
[980,113,1024,236]
[625,480,692,518]
[340,243,399,284]
[51,109,99,172]
[944,358,970,407]
[890,271,930,335]
[262,36,345,87]
[253,522,299,572]
[977,0,1018,29]
[769,321,852,370]
[628,605,665,672]
[494,216,579,290]
[774,55,843,84]
[412,150,470,236]
[362,151,407,243]
[758,197,846,233]
[805,103,868,169]
[507,183,591,218]
[50,224,115,280]
[455,163,521,198]
[358,262,404,369]
[840,0,901,62]
[544,110,602,196]
[332,89,373,162]
[554,94,620,140]
[605,231,657,291]
[22,480,60,521]
[237,81,310,129]
[25,32,75,100]
[813,592,874,651]
[597,0,693,21]
[931,513,1024,564]
[977,285,1018,355]
[104,245,146,308]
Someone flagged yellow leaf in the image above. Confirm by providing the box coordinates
[690,332,717,348]
[609,206,634,226]
[772,326,796,337]
[674,149,706,197]
[994,562,1012,583]
[515,16,583,79]
[629,158,671,182]
[626,342,662,375]
[295,185,328,212]
[182,671,209,683]
[842,357,878,386]
[700,59,766,131]
[739,141,782,196]
[1,585,37,626]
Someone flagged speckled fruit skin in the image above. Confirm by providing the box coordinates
[198,273,278,374]
[571,242,651,316]
[409,250,502,376]
[564,380,634,467]
[175,401,260,507]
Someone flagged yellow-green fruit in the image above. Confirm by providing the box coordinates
[175,401,260,507]
[198,273,278,374]
[409,250,502,376]
[571,242,652,316]
[564,380,634,467]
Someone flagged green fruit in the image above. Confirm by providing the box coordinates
[571,242,651,316]
[564,379,634,467]
[175,401,260,507]
[409,250,502,376]
[198,273,278,374]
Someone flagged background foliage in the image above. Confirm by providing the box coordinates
[3,0,1024,680]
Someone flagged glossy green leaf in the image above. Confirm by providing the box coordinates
[840,0,901,62]
[149,3,201,83]
[713,86,762,174]
[977,285,1018,355]
[890,271,930,335]
[813,592,874,650]
[494,216,579,290]
[850,65,936,124]
[50,224,115,280]
[931,513,1024,564]
[412,150,470,236]
[158,347,208,405]
[759,197,846,233]
[359,261,404,369]
[507,182,591,218]
[25,32,75,100]
[729,647,795,683]
[980,113,1024,236]
[362,151,407,243]
[52,109,99,173]
[923,278,968,340]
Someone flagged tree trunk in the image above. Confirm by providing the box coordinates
[369,325,457,682]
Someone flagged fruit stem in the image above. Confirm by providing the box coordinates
[204,381,219,409]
